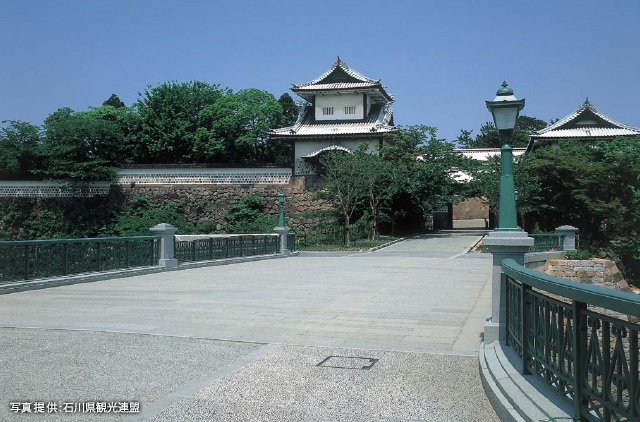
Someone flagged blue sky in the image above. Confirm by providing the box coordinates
[1,0,639,142]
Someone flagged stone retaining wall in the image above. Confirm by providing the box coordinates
[545,259,630,291]
[119,175,331,232]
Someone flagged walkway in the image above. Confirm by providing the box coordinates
[0,233,496,421]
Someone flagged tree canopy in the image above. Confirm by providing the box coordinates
[194,89,284,163]
[135,80,228,163]
[456,115,548,148]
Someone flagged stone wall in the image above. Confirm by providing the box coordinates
[118,175,331,232]
[545,259,630,292]
[453,197,488,220]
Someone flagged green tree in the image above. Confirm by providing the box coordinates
[102,94,126,108]
[527,139,637,246]
[135,80,227,163]
[194,89,284,163]
[383,125,470,229]
[0,120,43,179]
[38,107,125,181]
[456,115,548,148]
[346,144,394,240]
[319,150,367,246]
[467,152,541,229]
[277,93,298,126]
[90,105,142,163]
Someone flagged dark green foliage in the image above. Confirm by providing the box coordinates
[0,120,43,179]
[107,197,197,236]
[135,81,228,163]
[467,151,542,227]
[565,250,596,260]
[102,94,126,108]
[456,115,548,148]
[0,197,121,240]
[38,107,126,181]
[224,195,277,234]
[381,125,470,227]
[277,93,298,126]
[194,89,285,163]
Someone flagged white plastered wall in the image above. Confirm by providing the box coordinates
[315,94,364,121]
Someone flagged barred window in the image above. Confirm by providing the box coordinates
[344,106,356,115]
[322,106,334,115]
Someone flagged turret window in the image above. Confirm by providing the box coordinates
[322,107,334,115]
[344,106,356,115]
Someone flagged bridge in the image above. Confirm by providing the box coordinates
[1,232,499,421]
[2,230,638,421]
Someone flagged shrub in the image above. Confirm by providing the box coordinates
[225,195,277,234]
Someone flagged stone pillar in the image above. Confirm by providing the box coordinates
[149,223,178,268]
[483,230,533,344]
[555,225,578,252]
[274,227,290,253]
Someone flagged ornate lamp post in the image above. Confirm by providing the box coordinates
[482,82,533,345]
[485,82,525,230]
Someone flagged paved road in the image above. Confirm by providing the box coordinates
[0,233,496,421]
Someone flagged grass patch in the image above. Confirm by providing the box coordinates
[297,236,398,252]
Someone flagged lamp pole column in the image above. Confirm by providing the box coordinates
[497,131,518,230]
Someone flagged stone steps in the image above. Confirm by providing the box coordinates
[479,341,573,422]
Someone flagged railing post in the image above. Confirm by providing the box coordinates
[555,225,578,252]
[63,243,68,275]
[224,237,229,258]
[149,223,178,268]
[24,245,30,280]
[96,242,102,271]
[572,300,587,421]
[521,283,531,375]
[208,238,213,260]
[483,231,534,344]
[124,241,130,268]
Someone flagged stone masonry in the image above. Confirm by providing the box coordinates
[544,259,630,291]
[118,175,332,233]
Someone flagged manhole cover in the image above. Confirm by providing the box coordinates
[317,356,379,370]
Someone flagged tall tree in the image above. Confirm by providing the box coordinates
[456,115,548,148]
[277,93,299,126]
[135,80,227,163]
[0,120,43,179]
[102,94,126,108]
[194,89,284,163]
[319,150,367,246]
[38,107,124,181]
[382,125,470,228]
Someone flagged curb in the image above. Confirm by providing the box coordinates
[0,252,298,295]
[368,234,418,252]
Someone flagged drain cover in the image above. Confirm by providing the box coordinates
[317,356,379,370]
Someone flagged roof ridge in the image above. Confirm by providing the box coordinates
[536,99,640,134]
[293,58,377,88]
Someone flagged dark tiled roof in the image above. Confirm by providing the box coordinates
[270,104,396,138]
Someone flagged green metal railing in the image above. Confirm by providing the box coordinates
[502,258,640,421]
[174,235,280,263]
[529,233,565,252]
[0,236,160,282]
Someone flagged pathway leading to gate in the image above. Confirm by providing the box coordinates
[0,232,497,421]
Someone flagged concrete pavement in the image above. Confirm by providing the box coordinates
[0,233,496,421]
